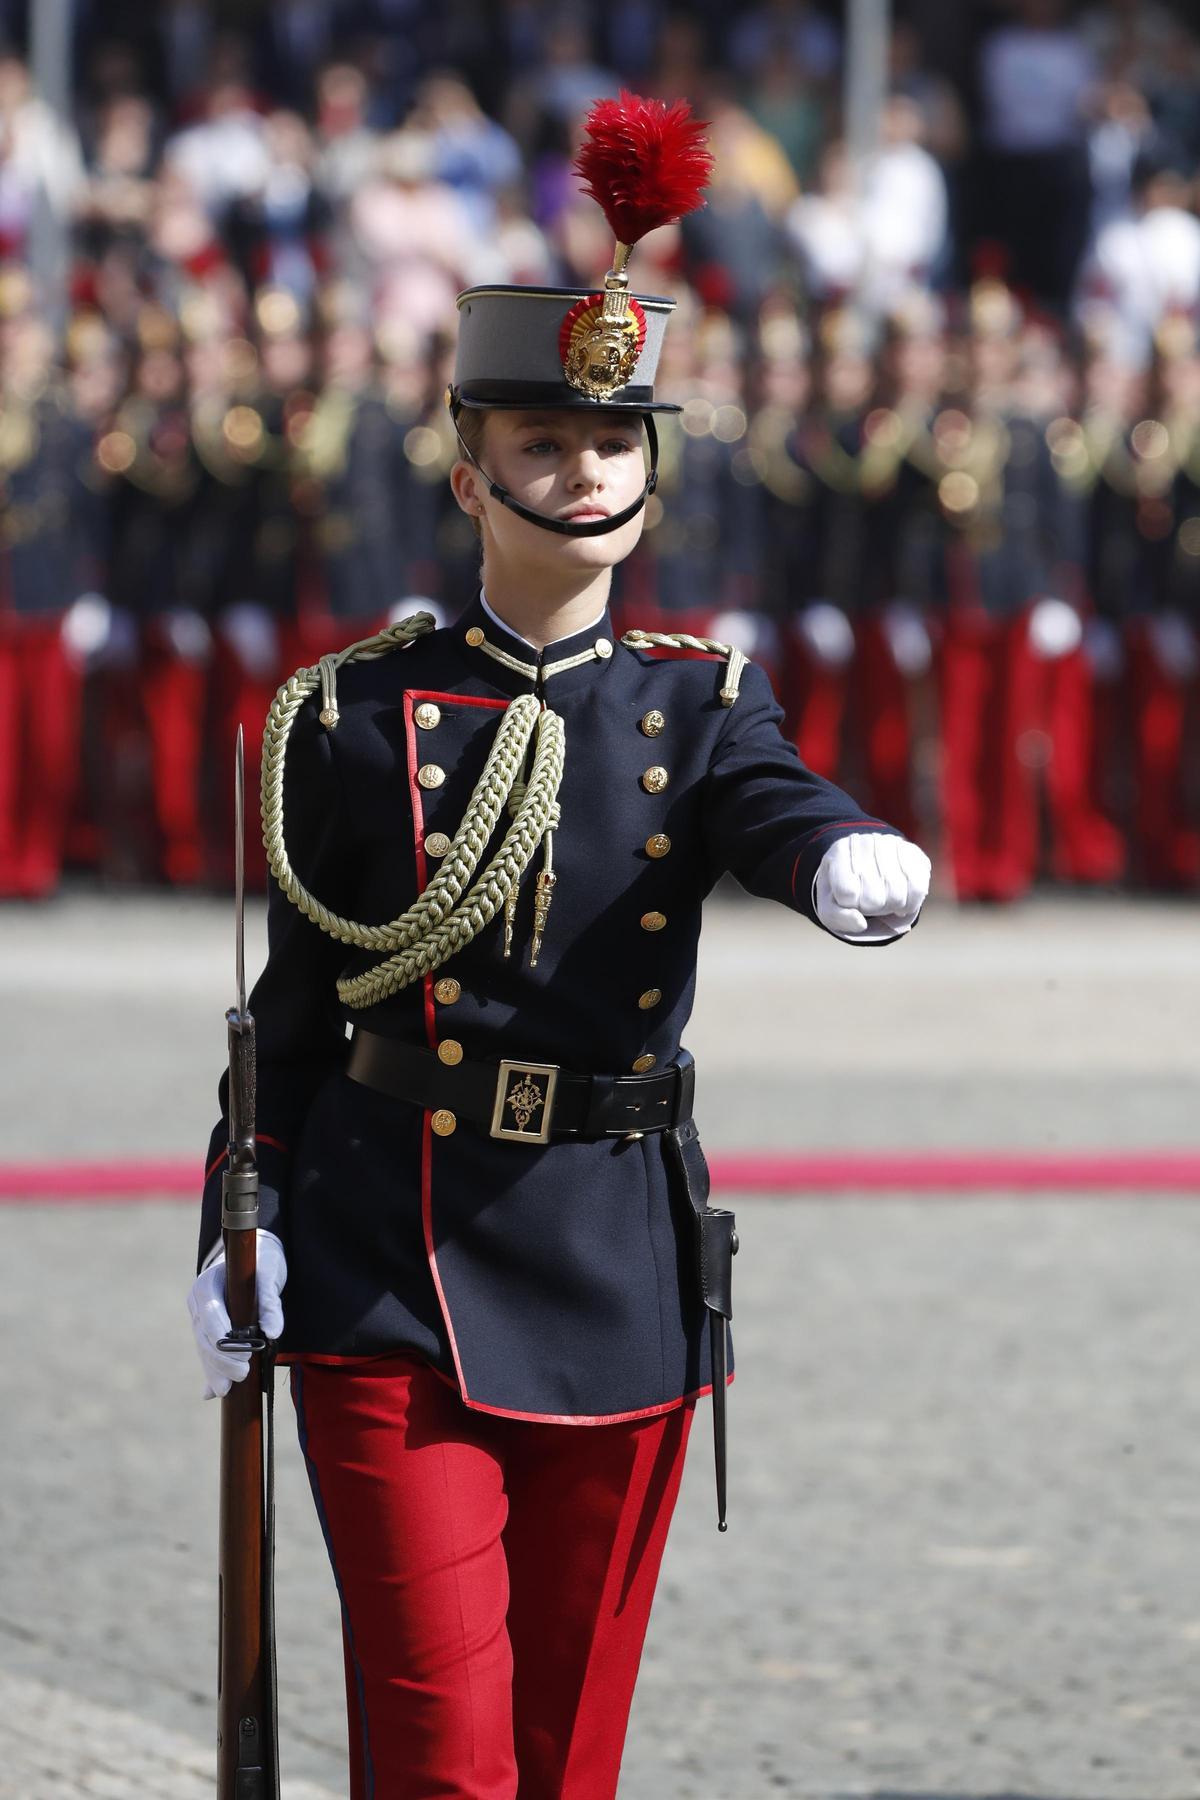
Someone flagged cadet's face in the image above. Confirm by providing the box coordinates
[462,409,649,575]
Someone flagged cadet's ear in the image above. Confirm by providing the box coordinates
[450,456,485,518]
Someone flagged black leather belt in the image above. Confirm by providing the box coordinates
[346,1029,695,1143]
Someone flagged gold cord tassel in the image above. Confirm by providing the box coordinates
[503,886,518,959]
[529,831,557,968]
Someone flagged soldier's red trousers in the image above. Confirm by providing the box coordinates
[291,1355,694,1800]
[0,617,82,898]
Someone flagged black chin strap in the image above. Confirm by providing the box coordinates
[450,408,660,538]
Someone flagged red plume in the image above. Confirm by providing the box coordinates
[573,91,713,247]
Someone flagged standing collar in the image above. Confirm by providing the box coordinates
[453,591,617,698]
[479,587,608,651]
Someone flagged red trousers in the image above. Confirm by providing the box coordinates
[0,617,82,898]
[939,608,1040,902]
[292,1356,694,1800]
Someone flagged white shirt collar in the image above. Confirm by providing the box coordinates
[479,587,608,653]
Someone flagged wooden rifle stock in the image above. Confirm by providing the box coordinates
[216,724,277,1799]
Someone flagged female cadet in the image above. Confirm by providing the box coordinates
[188,96,931,1800]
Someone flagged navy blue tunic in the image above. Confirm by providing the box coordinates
[200,593,901,1422]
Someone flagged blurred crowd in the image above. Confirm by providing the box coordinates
[2,0,1200,901]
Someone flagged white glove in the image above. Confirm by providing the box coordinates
[186,1230,287,1400]
[218,602,280,679]
[880,600,932,678]
[1028,596,1083,661]
[163,607,214,665]
[814,833,931,942]
[1147,612,1199,683]
[794,601,855,670]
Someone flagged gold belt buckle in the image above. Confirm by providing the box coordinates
[491,1060,559,1144]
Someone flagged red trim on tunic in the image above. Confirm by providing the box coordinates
[789,821,891,900]
[204,1132,289,1184]
[403,686,507,1406]
[458,1370,734,1427]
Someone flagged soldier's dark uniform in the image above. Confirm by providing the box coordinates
[200,596,900,1410]
[198,184,917,1794]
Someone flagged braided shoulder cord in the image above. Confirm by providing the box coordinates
[260,614,566,1009]
[619,630,748,705]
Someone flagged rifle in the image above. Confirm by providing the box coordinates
[216,725,279,1799]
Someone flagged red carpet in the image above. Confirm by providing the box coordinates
[2,1152,1198,1201]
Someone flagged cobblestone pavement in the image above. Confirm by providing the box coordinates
[2,891,1199,1799]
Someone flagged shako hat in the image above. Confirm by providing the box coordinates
[449,92,713,537]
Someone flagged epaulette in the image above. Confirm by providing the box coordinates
[619,629,748,706]
[313,612,437,729]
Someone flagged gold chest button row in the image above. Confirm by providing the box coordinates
[434,977,461,1004]
[418,764,445,790]
[431,1109,457,1136]
[465,626,485,647]
[640,911,667,932]
[645,834,671,859]
[437,1039,464,1066]
[631,1053,657,1073]
[640,710,665,737]
[414,702,441,729]
[641,766,669,794]
[425,831,451,858]
[638,988,662,1011]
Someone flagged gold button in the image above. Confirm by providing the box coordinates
[645,833,671,859]
[437,1039,464,1066]
[638,988,662,1010]
[414,702,442,729]
[431,1109,457,1136]
[632,1053,657,1072]
[434,977,461,1005]
[640,709,665,737]
[425,831,451,858]
[417,763,445,789]
[465,626,485,647]
[640,910,667,932]
[594,637,613,659]
[641,766,669,794]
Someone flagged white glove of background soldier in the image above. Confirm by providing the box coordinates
[814,833,931,942]
[187,1230,287,1400]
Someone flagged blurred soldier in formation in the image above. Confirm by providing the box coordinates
[0,281,108,897]
[618,306,766,665]
[1100,322,1200,887]
[298,300,443,655]
[851,299,943,842]
[775,308,873,786]
[935,283,1062,901]
[103,305,209,884]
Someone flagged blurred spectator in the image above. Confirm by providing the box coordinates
[164,60,269,223]
[0,49,85,262]
[505,15,619,155]
[727,0,839,86]
[1085,79,1154,236]
[1075,149,1200,363]
[976,0,1097,309]
[313,61,380,210]
[409,70,523,238]
[681,96,796,320]
[888,22,967,171]
[742,48,827,185]
[348,127,478,336]
[226,108,330,302]
[786,99,948,318]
